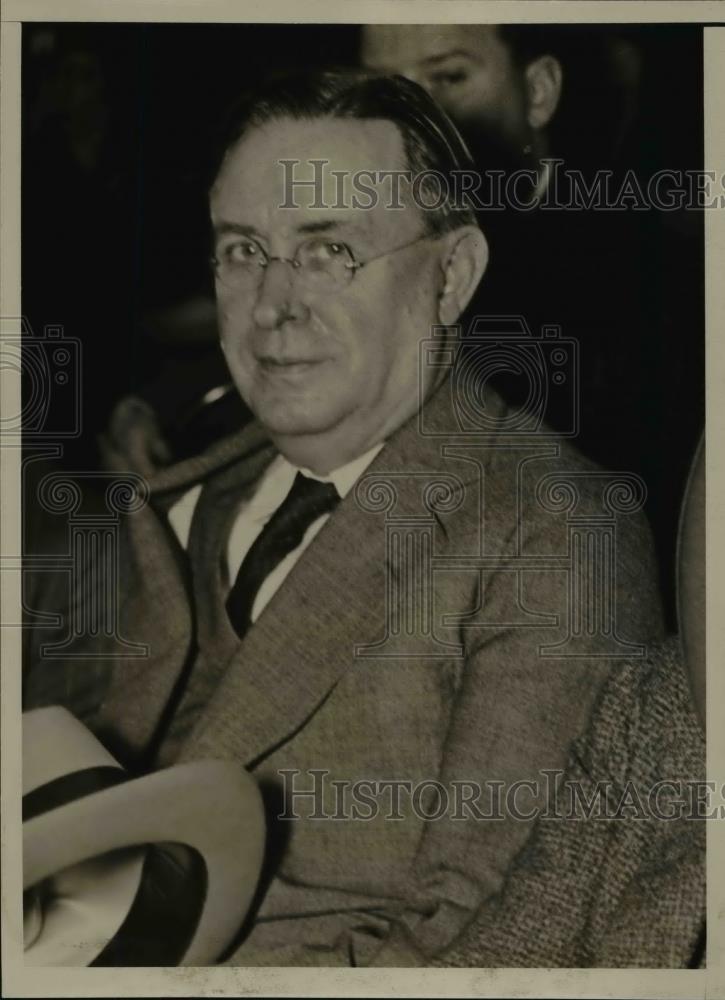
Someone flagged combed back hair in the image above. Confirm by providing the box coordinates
[209,68,479,236]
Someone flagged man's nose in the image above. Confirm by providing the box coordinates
[251,260,310,330]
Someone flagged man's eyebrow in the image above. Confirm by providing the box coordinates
[213,219,372,240]
[296,219,369,238]
[213,222,259,238]
[420,49,473,67]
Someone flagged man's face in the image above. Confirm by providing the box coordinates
[361,25,529,148]
[210,116,446,464]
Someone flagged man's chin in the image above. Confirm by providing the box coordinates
[251,398,341,440]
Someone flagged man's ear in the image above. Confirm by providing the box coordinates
[525,55,563,130]
[437,225,488,326]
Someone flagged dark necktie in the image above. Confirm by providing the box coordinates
[225,471,340,639]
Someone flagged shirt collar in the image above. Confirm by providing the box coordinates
[248,442,384,520]
[294,441,384,498]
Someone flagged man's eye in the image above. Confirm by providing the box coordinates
[225,240,262,264]
[315,241,346,257]
[325,242,351,260]
[302,239,351,268]
[428,68,469,88]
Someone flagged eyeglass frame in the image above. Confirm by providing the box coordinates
[210,230,435,294]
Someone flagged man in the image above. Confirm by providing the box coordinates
[359,25,628,458]
[361,25,565,183]
[361,25,705,628]
[360,25,634,202]
[24,70,663,966]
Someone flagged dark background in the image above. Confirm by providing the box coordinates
[21,23,705,624]
[21,25,360,458]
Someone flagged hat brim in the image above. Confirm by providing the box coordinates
[24,716,265,965]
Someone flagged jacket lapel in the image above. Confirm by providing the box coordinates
[94,421,276,764]
[179,464,389,766]
[179,377,492,767]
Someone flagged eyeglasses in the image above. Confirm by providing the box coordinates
[211,232,432,296]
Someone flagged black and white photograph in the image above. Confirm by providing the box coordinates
[1,2,723,995]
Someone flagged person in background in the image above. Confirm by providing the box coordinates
[361,24,705,627]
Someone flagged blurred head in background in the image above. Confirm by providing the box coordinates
[361,24,631,176]
[361,25,563,173]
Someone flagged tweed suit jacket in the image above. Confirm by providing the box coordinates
[24,375,665,966]
[438,636,705,968]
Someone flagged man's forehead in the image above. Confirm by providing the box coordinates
[215,117,406,188]
[362,24,500,69]
[211,115,416,231]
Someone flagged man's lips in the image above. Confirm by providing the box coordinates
[256,357,327,377]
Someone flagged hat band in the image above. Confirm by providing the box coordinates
[24,766,210,965]
[23,766,127,822]
[91,843,208,966]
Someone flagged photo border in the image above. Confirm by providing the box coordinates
[2,3,723,996]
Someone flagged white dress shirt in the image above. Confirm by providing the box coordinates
[167,443,383,623]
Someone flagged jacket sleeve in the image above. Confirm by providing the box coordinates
[368,495,665,966]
